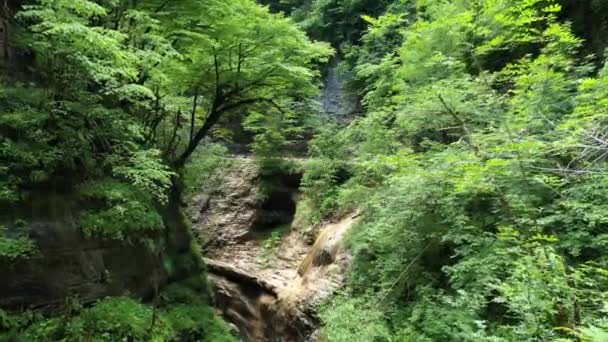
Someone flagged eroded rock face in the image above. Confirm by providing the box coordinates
[205,259,318,342]
[189,158,261,250]
[189,157,357,342]
[201,214,357,342]
[205,259,280,341]
[0,192,192,311]
[189,157,301,254]
[0,222,163,310]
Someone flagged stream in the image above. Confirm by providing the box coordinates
[321,57,359,121]
[189,59,358,341]
[189,158,358,341]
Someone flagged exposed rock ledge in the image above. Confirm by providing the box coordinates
[204,258,278,296]
[189,157,359,341]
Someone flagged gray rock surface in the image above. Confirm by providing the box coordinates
[189,157,357,341]
[1,192,193,311]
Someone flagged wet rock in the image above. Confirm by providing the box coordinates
[321,58,360,121]
[191,157,359,341]
[188,158,260,250]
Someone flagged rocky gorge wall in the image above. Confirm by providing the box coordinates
[189,157,357,341]
[0,191,195,311]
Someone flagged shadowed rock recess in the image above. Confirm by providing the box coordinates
[0,192,195,311]
[189,157,358,341]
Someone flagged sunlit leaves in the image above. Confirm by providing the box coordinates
[310,0,608,340]
[112,149,175,204]
[79,180,164,240]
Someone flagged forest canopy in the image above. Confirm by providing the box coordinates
[290,0,608,340]
[1,0,331,237]
[3,0,608,341]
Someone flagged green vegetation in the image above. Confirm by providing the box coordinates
[181,144,229,197]
[293,0,608,340]
[0,225,36,263]
[2,0,330,237]
[4,0,608,340]
[1,0,329,340]
[1,276,236,341]
[258,229,287,265]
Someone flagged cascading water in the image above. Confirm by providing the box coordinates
[189,158,358,341]
[321,58,359,121]
[189,56,360,342]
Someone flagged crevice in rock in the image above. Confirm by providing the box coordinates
[252,171,302,231]
[189,158,356,341]
[253,190,298,231]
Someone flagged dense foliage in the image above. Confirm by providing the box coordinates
[0,0,329,340]
[0,276,236,341]
[296,0,608,340]
[1,0,330,233]
[5,0,608,340]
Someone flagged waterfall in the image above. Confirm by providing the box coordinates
[321,58,358,120]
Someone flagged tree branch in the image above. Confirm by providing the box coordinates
[154,0,172,13]
[189,88,199,144]
[437,94,480,154]
[173,97,285,167]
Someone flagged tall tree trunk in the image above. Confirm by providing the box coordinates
[189,90,199,143]
[174,107,223,168]
[0,0,11,70]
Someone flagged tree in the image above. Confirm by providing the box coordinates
[152,0,332,167]
[304,0,608,340]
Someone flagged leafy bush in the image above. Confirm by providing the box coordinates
[0,226,36,262]
[78,180,164,240]
[303,0,608,340]
[3,276,237,342]
[165,305,235,342]
[258,230,285,265]
[67,297,171,341]
[320,294,391,342]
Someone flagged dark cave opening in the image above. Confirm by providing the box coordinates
[252,172,302,231]
[253,190,297,230]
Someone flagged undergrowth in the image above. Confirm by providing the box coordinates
[0,275,237,342]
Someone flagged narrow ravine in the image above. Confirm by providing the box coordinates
[188,158,358,341]
[186,56,361,341]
